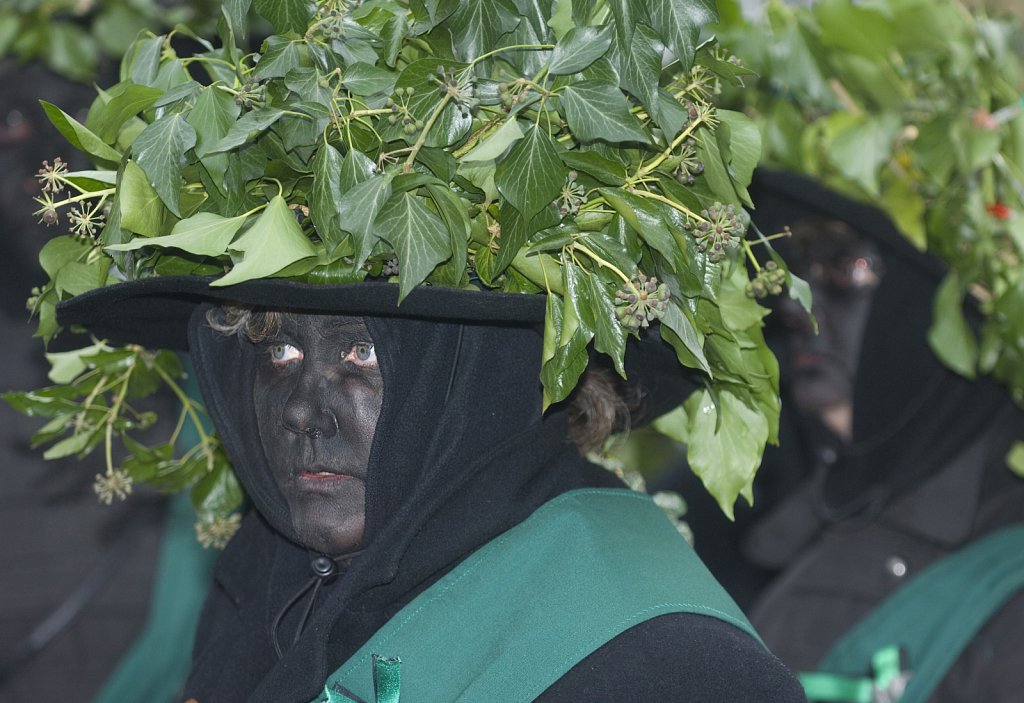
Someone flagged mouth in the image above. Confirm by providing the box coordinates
[296,466,360,481]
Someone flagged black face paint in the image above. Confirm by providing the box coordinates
[777,218,884,438]
[252,313,384,555]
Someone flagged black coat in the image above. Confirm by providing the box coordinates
[181,305,806,703]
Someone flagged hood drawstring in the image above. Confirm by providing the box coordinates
[272,552,361,659]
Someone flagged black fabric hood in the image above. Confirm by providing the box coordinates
[184,305,661,701]
[749,169,1015,516]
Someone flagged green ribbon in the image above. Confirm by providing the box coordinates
[319,655,401,703]
[372,655,401,703]
[800,645,909,703]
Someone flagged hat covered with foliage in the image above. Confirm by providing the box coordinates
[8,0,801,541]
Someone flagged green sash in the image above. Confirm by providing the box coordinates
[801,523,1024,703]
[312,488,760,703]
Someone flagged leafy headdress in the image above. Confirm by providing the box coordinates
[8,0,795,543]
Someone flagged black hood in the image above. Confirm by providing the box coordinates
[750,170,1014,516]
[184,305,688,701]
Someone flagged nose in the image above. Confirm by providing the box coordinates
[281,372,339,440]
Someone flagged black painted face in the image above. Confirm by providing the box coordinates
[252,313,383,555]
[777,218,884,439]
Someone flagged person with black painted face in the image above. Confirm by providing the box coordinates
[51,272,807,702]
[738,171,1024,703]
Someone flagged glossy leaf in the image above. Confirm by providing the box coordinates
[495,125,565,219]
[374,192,452,301]
[133,113,197,217]
[107,212,248,257]
[549,25,613,75]
[213,195,317,286]
[559,81,649,144]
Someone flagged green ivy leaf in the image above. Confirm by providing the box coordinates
[583,272,627,376]
[374,192,452,301]
[646,0,717,71]
[205,107,285,154]
[107,212,248,258]
[599,189,676,262]
[40,101,123,166]
[252,37,307,81]
[120,160,174,238]
[549,25,613,75]
[343,62,398,96]
[610,24,661,118]
[338,173,394,266]
[927,272,978,379]
[558,151,627,185]
[254,0,311,35]
[133,113,197,218]
[666,388,765,519]
[660,301,711,376]
[448,0,521,62]
[462,118,525,162]
[310,143,345,251]
[495,125,565,219]
[187,86,241,196]
[213,195,317,286]
[559,80,649,144]
[92,84,164,144]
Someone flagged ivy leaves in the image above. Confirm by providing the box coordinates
[20,0,784,523]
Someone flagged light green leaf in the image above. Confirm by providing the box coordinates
[495,125,565,218]
[547,0,574,39]
[374,192,452,301]
[40,101,123,166]
[43,431,93,460]
[92,84,164,144]
[462,118,525,162]
[549,25,613,75]
[107,212,248,257]
[213,195,317,286]
[927,272,978,378]
[682,388,767,519]
[880,177,927,250]
[39,236,91,280]
[339,149,378,191]
[1007,442,1024,479]
[46,342,111,384]
[133,113,197,217]
[120,160,173,238]
[559,80,649,144]
[717,110,761,190]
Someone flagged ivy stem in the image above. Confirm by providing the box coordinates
[631,116,706,182]
[152,361,215,469]
[569,243,633,287]
[44,187,116,209]
[403,93,452,173]
[102,370,133,474]
[470,44,555,66]
[742,240,761,272]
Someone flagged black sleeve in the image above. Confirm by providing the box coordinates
[537,613,808,702]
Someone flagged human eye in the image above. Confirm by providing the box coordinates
[269,342,303,365]
[345,342,377,368]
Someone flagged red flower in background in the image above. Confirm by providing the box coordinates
[986,202,1012,220]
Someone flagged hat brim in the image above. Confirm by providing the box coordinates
[56,276,548,351]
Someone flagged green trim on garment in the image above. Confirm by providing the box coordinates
[801,523,1024,703]
[313,488,760,703]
